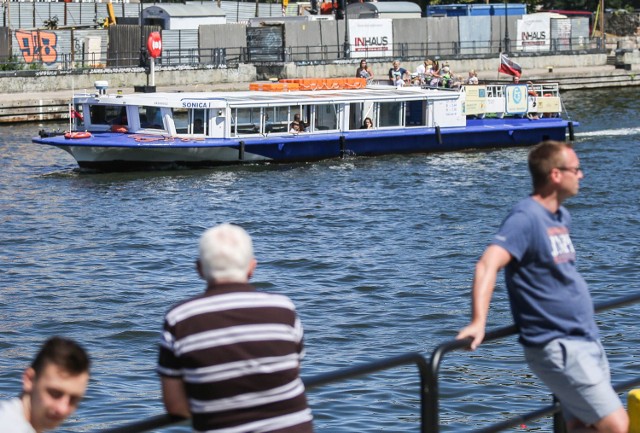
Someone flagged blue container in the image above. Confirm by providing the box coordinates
[426,3,526,17]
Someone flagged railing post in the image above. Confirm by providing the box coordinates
[553,396,567,433]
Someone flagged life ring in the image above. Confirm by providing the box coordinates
[110,125,129,133]
[64,131,92,139]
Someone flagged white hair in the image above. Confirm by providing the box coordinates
[199,224,254,283]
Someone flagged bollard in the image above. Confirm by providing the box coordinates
[568,121,575,141]
[629,389,640,433]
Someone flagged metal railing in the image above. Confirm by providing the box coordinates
[94,292,640,433]
[0,36,606,74]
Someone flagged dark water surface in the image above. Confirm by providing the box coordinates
[1,87,639,432]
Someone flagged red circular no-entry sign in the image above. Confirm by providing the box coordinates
[147,32,162,58]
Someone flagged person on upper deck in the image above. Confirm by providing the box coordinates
[456,141,629,433]
[466,69,479,85]
[356,59,374,81]
[428,60,441,87]
[415,59,429,76]
[439,65,453,88]
[388,60,409,86]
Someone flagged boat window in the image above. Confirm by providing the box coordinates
[190,109,206,135]
[263,106,290,133]
[88,105,106,125]
[88,105,121,126]
[138,105,165,130]
[291,105,311,132]
[406,101,425,127]
[348,102,362,130]
[378,101,404,128]
[110,107,129,127]
[315,104,338,131]
[232,107,260,136]
[348,102,375,130]
[138,106,165,130]
[172,109,189,134]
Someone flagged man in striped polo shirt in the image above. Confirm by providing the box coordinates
[158,223,314,433]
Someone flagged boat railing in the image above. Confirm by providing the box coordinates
[93,292,640,433]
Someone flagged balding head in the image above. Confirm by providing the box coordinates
[198,224,255,283]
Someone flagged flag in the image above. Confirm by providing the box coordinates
[71,108,84,121]
[498,53,522,78]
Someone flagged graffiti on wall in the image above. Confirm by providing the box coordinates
[15,30,58,64]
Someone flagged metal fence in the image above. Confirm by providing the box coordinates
[92,292,640,433]
[0,36,606,73]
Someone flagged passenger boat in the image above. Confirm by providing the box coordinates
[33,78,576,171]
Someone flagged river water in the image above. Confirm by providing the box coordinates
[1,87,639,433]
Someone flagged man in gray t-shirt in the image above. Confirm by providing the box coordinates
[457,141,628,433]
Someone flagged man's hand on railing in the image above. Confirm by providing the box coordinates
[455,321,486,350]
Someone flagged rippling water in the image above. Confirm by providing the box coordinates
[1,87,639,433]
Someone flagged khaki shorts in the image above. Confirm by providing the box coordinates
[523,338,623,425]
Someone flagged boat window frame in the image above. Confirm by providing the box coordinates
[375,100,406,128]
[83,103,126,131]
[188,109,207,135]
[138,105,167,132]
[231,106,261,136]
[313,102,340,132]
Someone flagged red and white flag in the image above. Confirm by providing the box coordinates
[498,53,522,78]
[71,108,84,121]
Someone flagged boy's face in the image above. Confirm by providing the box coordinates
[23,363,89,432]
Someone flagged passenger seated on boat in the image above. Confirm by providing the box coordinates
[466,70,479,85]
[415,59,434,86]
[290,114,308,132]
[429,65,441,87]
[388,60,409,86]
[289,121,302,134]
[193,118,204,134]
[439,65,452,88]
[355,59,374,81]
[360,117,373,129]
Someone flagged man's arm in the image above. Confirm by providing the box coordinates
[456,244,512,350]
[161,376,191,418]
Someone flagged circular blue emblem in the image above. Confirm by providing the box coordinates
[513,87,522,104]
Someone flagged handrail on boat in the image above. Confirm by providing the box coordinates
[94,292,640,433]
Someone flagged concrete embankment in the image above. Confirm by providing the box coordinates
[1,51,639,124]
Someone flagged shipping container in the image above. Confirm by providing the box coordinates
[426,3,526,17]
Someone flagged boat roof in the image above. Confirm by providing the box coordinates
[77,86,459,108]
